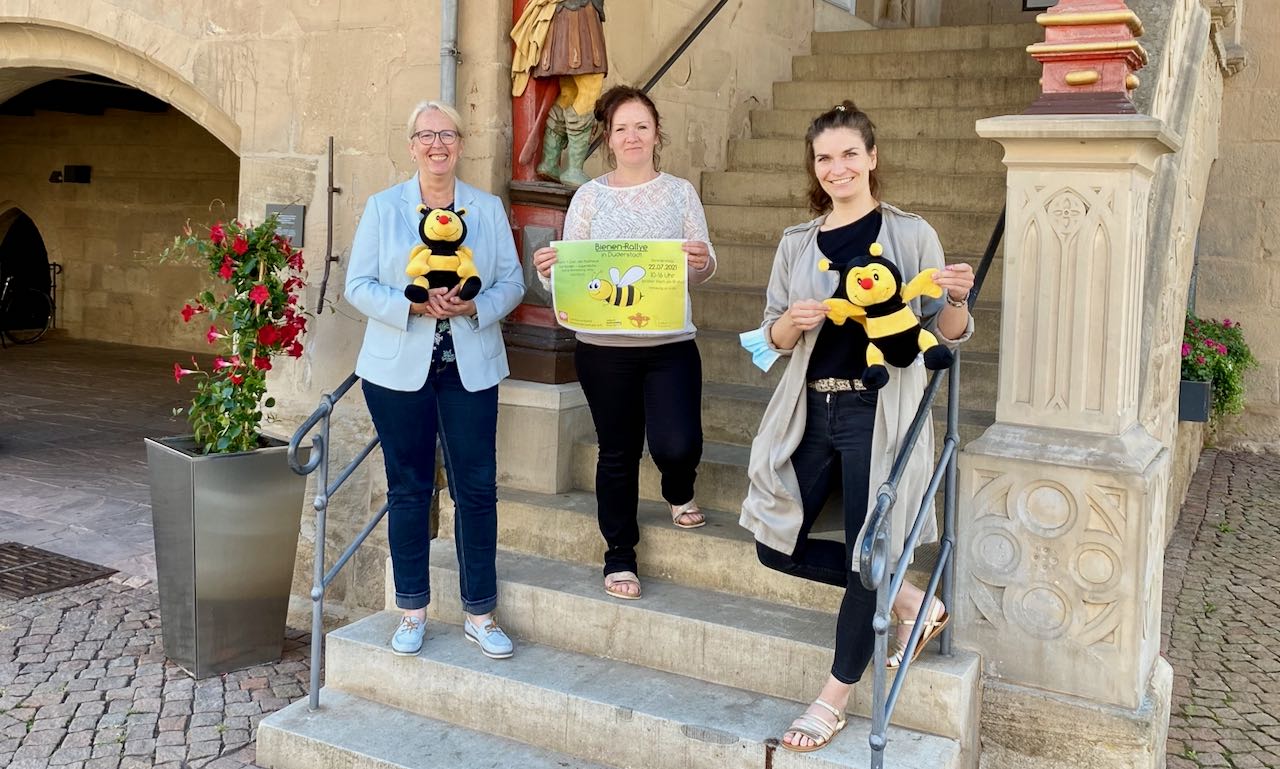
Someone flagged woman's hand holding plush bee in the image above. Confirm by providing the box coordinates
[683,240,711,270]
[932,262,975,305]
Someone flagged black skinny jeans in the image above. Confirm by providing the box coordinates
[757,388,878,685]
[575,339,703,576]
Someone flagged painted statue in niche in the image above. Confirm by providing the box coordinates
[511,0,607,188]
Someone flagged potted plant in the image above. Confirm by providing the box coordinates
[147,215,308,678]
[1179,313,1257,423]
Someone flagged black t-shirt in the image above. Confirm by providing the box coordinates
[806,208,883,382]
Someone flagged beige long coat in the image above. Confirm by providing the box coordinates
[740,203,973,566]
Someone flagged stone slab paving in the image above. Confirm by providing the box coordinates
[0,337,197,582]
[1164,450,1280,769]
[0,578,309,769]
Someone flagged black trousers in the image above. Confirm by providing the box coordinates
[575,339,703,576]
[757,388,878,685]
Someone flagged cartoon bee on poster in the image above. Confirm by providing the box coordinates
[587,266,645,308]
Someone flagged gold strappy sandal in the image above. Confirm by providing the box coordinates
[888,600,950,669]
[780,698,847,753]
[670,500,706,529]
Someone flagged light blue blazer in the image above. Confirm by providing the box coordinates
[345,176,526,392]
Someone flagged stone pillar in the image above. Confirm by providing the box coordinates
[959,115,1179,768]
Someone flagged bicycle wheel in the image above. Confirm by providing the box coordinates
[2,287,52,344]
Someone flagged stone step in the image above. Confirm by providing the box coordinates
[480,486,844,611]
[691,281,998,355]
[706,204,1003,255]
[750,106,1019,141]
[702,170,1005,212]
[726,137,1006,175]
[699,380,995,448]
[810,22,1041,54]
[326,612,964,769]
[258,689,620,769]
[792,48,1042,81]
[427,546,982,746]
[773,77,1040,111]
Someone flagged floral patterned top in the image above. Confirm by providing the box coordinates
[430,318,457,375]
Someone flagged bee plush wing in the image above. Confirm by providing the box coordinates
[616,266,646,287]
[900,268,945,303]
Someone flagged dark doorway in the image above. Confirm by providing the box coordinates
[0,211,50,296]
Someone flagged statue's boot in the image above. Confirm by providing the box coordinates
[560,107,595,188]
[536,104,567,182]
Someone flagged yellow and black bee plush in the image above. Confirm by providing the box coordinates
[404,205,481,303]
[820,242,955,391]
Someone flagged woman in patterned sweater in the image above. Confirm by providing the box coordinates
[533,85,717,600]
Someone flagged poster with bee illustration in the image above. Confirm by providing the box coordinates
[549,239,688,333]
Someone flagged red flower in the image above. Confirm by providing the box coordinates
[286,340,304,358]
[173,362,196,383]
[214,356,232,369]
[1223,318,1233,328]
[286,294,298,305]
[230,373,245,386]
[232,234,249,256]
[210,222,226,245]
[206,326,224,344]
[257,325,281,346]
[253,356,272,371]
[180,304,201,323]
[1181,343,1191,358]
[288,250,304,270]
[219,256,234,281]
[1196,355,1206,365]
[248,285,270,305]
[283,277,303,292]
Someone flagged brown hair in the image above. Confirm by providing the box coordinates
[804,100,881,215]
[594,85,667,170]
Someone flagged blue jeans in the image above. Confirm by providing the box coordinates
[362,364,499,614]
[756,388,878,684]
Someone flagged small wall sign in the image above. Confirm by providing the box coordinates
[266,204,305,247]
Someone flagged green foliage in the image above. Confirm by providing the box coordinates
[1182,313,1257,421]
[162,216,307,454]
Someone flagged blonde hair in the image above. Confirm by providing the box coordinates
[406,100,464,138]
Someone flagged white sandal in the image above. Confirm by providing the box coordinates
[780,698,847,753]
[670,500,706,529]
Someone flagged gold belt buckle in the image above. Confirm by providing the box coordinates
[807,377,865,393]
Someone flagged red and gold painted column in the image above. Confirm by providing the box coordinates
[1025,0,1148,114]
[503,0,579,383]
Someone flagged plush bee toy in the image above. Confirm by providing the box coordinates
[820,242,955,391]
[404,205,481,303]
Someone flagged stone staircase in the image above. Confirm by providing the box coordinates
[258,21,1040,769]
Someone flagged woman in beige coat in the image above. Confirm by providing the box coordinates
[739,101,974,752]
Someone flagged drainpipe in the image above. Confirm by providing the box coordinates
[441,0,460,106]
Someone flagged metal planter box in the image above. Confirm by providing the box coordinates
[145,436,306,678]
[1178,380,1213,423]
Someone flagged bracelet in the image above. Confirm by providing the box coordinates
[945,293,968,309]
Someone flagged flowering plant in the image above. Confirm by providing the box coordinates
[163,215,307,454]
[1181,312,1256,420]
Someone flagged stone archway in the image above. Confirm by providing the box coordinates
[0,21,240,153]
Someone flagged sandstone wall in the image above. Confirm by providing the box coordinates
[0,108,238,352]
[1197,0,1280,448]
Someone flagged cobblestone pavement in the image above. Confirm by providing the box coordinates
[0,579,309,769]
[1164,450,1280,769]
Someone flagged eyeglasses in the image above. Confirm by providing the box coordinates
[411,129,460,145]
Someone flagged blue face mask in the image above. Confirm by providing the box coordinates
[739,327,780,373]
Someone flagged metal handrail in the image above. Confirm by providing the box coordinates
[859,206,1005,768]
[585,0,729,160]
[287,372,391,711]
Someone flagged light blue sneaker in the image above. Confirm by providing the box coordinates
[464,616,514,659]
[390,615,426,656]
